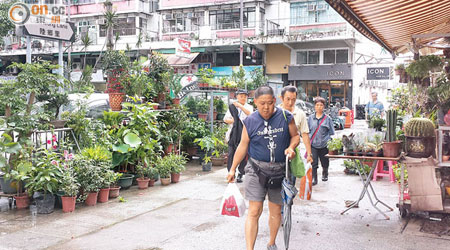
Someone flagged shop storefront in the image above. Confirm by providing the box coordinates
[288,64,352,107]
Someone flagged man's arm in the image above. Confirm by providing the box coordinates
[223,110,234,124]
[285,119,300,160]
[227,125,250,183]
[234,102,251,116]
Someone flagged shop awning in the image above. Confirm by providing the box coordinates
[325,0,450,56]
[162,53,199,66]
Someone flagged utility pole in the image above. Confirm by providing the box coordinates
[239,0,243,67]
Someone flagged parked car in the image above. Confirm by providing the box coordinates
[62,93,110,119]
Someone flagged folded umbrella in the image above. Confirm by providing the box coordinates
[281,156,298,250]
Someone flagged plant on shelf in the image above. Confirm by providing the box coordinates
[102,50,131,111]
[181,117,209,155]
[406,55,442,85]
[197,67,215,87]
[394,64,405,75]
[404,117,436,158]
[214,97,226,115]
[327,138,343,155]
[197,99,210,121]
[427,74,450,123]
[145,52,172,100]
[383,110,401,158]
[368,114,385,131]
[185,96,198,114]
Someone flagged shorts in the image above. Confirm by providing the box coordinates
[244,158,285,205]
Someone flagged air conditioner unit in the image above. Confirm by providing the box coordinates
[175,13,183,18]
[316,4,327,11]
[163,13,174,20]
[308,4,316,11]
[72,62,82,71]
[187,13,194,18]
[97,19,106,25]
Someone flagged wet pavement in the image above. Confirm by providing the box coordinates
[1,121,449,250]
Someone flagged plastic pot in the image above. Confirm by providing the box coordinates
[118,174,134,190]
[148,179,156,187]
[160,178,171,186]
[98,188,110,203]
[61,196,76,213]
[202,162,212,172]
[33,192,55,214]
[0,175,20,194]
[171,173,180,183]
[109,186,121,198]
[85,192,98,206]
[137,178,150,189]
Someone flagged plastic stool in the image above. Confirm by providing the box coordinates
[372,160,396,183]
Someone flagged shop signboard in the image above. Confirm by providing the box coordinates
[288,65,352,81]
[367,67,390,80]
[175,38,191,58]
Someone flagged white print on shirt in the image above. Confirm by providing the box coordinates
[259,121,284,163]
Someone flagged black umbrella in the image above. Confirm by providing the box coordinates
[281,156,298,250]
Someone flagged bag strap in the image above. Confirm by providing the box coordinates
[310,115,327,143]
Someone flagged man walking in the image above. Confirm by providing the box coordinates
[278,85,313,165]
[365,91,384,119]
[224,89,253,183]
[227,86,300,250]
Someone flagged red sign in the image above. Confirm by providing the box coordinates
[175,38,191,58]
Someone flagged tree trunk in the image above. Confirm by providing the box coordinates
[26,91,35,115]
[105,2,113,51]
[5,104,11,119]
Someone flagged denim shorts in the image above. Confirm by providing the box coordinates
[243,158,285,205]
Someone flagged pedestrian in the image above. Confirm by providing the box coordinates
[278,85,313,165]
[227,85,300,250]
[365,91,384,119]
[224,89,253,183]
[307,97,335,186]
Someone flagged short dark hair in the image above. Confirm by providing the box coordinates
[314,97,326,105]
[281,85,297,98]
[255,85,274,99]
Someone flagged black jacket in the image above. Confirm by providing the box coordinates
[228,104,243,148]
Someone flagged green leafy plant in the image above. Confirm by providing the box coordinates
[9,160,32,195]
[81,145,112,166]
[392,163,408,184]
[197,99,210,114]
[368,115,385,131]
[59,167,80,197]
[185,96,198,113]
[406,55,442,80]
[26,149,62,195]
[232,65,246,89]
[73,155,104,193]
[155,157,172,178]
[250,67,267,90]
[101,110,125,128]
[164,153,187,174]
[197,67,215,83]
[136,164,148,179]
[214,98,226,114]
[327,138,343,151]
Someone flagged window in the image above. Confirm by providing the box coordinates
[323,49,348,64]
[163,12,204,33]
[100,18,136,37]
[209,8,255,30]
[290,0,343,25]
[296,50,319,65]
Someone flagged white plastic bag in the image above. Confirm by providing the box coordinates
[220,183,246,217]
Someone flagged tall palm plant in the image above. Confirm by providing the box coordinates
[81,33,93,70]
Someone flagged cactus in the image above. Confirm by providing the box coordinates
[385,110,397,142]
[404,118,435,137]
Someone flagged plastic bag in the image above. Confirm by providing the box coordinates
[220,183,246,217]
[299,156,313,200]
[291,147,305,178]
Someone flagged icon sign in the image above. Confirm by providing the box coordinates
[175,38,191,58]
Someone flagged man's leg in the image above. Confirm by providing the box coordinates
[267,201,282,247]
[237,155,247,183]
[245,200,263,250]
[227,144,236,172]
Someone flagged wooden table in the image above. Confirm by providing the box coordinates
[326,154,402,220]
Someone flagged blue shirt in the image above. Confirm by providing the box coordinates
[307,113,335,149]
[244,108,293,163]
[365,101,384,117]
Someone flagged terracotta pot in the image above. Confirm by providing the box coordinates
[171,173,180,183]
[382,141,402,158]
[211,157,225,166]
[213,111,218,120]
[137,177,150,189]
[109,186,121,198]
[97,188,110,203]
[160,177,171,186]
[152,104,159,110]
[85,192,98,206]
[164,144,174,155]
[198,113,208,121]
[173,98,180,105]
[328,150,338,155]
[50,119,67,129]
[108,93,125,111]
[148,179,156,187]
[61,196,76,213]
[14,194,30,209]
[186,146,198,156]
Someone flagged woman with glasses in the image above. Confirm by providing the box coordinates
[227,85,300,250]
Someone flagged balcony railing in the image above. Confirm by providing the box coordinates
[266,18,348,36]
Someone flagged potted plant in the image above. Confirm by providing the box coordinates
[342,134,356,156]
[146,167,159,187]
[73,155,104,206]
[136,164,150,189]
[145,52,172,103]
[156,157,171,186]
[185,96,198,116]
[26,149,61,214]
[81,145,113,203]
[0,134,26,194]
[98,169,114,203]
[194,136,215,171]
[406,55,442,85]
[36,89,70,128]
[394,64,405,75]
[181,117,209,157]
[166,153,187,183]
[109,172,123,198]
[327,138,343,155]
[383,110,402,157]
[404,117,436,158]
[9,160,32,209]
[102,50,131,111]
[214,98,226,121]
[197,99,210,121]
[59,167,80,213]
[197,68,215,89]
[368,114,385,132]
